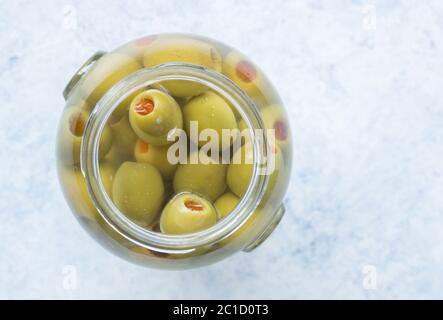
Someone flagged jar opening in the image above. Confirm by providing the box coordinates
[80,63,271,251]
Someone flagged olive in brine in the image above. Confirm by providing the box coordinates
[160,193,218,235]
[226,143,253,198]
[214,192,240,219]
[129,89,183,146]
[112,162,164,226]
[143,38,222,97]
[58,106,112,165]
[173,153,227,201]
[109,114,138,158]
[99,161,117,197]
[227,142,285,199]
[80,53,142,107]
[261,105,290,150]
[183,91,238,150]
[223,51,265,102]
[214,192,262,247]
[58,166,99,221]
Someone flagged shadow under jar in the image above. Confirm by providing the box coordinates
[57,33,292,269]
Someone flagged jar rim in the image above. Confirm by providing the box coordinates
[80,63,271,251]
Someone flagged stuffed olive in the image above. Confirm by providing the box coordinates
[129,89,183,146]
[160,192,218,235]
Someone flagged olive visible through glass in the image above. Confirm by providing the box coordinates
[58,34,290,243]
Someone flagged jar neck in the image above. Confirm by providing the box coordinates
[80,63,270,252]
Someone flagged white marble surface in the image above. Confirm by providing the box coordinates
[1,0,443,299]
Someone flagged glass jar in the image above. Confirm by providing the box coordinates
[57,33,292,269]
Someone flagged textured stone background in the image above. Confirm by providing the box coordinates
[1,0,443,299]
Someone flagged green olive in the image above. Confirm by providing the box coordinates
[125,34,159,61]
[213,192,264,246]
[80,53,142,107]
[221,209,261,247]
[143,38,222,97]
[58,166,99,221]
[262,144,286,203]
[227,142,285,198]
[109,89,144,124]
[173,152,227,201]
[59,163,117,222]
[129,89,183,146]
[109,114,138,158]
[237,118,254,145]
[261,105,290,150]
[112,162,164,226]
[183,91,238,150]
[99,161,117,197]
[134,139,177,180]
[160,192,218,234]
[59,163,115,222]
[58,106,112,165]
[222,51,266,103]
[214,192,240,219]
[226,143,254,198]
